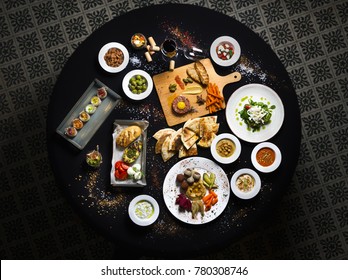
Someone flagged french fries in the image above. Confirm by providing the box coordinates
[206,83,224,114]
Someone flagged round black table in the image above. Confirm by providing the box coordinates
[47,4,301,258]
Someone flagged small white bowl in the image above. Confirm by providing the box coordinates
[231,168,261,199]
[210,36,241,67]
[128,195,159,226]
[211,133,241,164]
[251,142,282,173]
[98,42,129,73]
[122,69,153,101]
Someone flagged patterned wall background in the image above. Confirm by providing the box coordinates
[0,0,347,259]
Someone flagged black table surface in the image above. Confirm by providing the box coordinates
[47,4,301,258]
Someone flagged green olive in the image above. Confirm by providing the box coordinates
[128,75,148,94]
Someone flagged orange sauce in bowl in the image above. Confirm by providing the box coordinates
[256,147,275,167]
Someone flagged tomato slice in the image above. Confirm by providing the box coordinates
[115,169,128,180]
[115,161,123,169]
[121,162,129,170]
[114,161,129,180]
[115,161,129,171]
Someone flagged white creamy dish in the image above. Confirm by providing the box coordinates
[134,200,154,219]
[230,168,261,199]
[236,174,255,192]
[128,195,159,226]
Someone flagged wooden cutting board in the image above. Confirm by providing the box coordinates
[153,58,241,127]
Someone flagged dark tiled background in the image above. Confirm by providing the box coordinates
[0,0,347,259]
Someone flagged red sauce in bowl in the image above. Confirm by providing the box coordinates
[256,147,275,167]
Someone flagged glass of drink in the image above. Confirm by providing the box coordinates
[161,38,177,59]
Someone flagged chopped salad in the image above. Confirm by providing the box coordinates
[239,99,275,132]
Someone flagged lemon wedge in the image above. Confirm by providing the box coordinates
[182,85,203,95]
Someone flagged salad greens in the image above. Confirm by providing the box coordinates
[239,99,276,132]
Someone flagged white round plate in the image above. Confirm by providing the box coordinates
[211,133,241,164]
[128,195,159,226]
[210,36,241,66]
[225,84,285,143]
[98,42,129,73]
[251,142,282,173]
[122,69,153,101]
[230,168,261,199]
[163,157,230,225]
